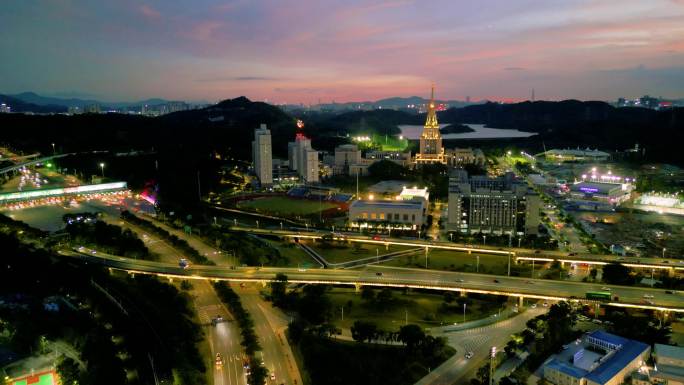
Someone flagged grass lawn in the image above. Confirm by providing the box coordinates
[293,332,453,385]
[382,249,536,277]
[326,287,505,331]
[305,240,417,264]
[260,238,318,267]
[236,196,335,216]
[373,133,408,152]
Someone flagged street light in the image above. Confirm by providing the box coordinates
[99,162,105,178]
[51,143,55,155]
[662,248,666,259]
[483,235,487,246]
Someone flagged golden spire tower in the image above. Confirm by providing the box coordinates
[416,84,445,164]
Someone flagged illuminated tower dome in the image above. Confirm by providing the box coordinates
[415,85,446,164]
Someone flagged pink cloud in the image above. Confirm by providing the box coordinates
[139,4,160,20]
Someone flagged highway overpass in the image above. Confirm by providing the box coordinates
[59,249,684,313]
[226,226,684,272]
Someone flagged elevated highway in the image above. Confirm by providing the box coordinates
[226,226,684,271]
[59,249,684,313]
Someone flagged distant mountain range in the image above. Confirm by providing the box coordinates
[288,96,480,111]
[0,91,210,112]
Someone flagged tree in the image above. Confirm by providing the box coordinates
[443,292,456,304]
[298,285,332,325]
[351,320,378,343]
[589,268,598,280]
[56,356,81,385]
[361,286,375,302]
[270,273,288,306]
[376,288,393,306]
[180,280,193,291]
[368,160,407,179]
[398,324,425,351]
[602,263,634,285]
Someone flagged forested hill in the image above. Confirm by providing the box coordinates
[437,100,684,164]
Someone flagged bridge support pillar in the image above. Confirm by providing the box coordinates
[355,283,361,293]
[260,281,267,288]
[559,261,564,268]
[108,267,113,275]
[518,296,524,307]
[129,272,135,278]
[460,291,467,297]
[168,277,173,283]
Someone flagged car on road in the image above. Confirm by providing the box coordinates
[600,287,611,291]
[643,294,654,298]
[542,302,549,307]
[465,351,474,359]
[531,304,537,308]
[493,279,500,283]
[270,373,276,381]
[643,299,655,305]
[592,319,603,324]
[375,272,383,276]
[211,315,223,326]
[455,278,464,283]
[665,290,676,294]
[215,353,223,368]
[372,235,384,241]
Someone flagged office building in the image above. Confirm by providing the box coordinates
[543,330,650,385]
[252,124,272,186]
[289,133,319,183]
[415,85,446,164]
[445,148,486,167]
[333,144,362,175]
[332,144,412,177]
[569,181,632,205]
[447,170,540,235]
[348,188,429,230]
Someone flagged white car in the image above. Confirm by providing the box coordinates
[531,304,537,309]
[643,294,654,298]
[270,373,276,381]
[601,287,611,291]
[465,351,474,359]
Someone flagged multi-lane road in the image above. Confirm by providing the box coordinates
[60,249,684,312]
[225,226,684,270]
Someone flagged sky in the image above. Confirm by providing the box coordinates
[2,0,684,104]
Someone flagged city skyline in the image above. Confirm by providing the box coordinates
[2,0,684,103]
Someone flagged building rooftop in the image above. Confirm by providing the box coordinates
[399,187,429,201]
[546,359,589,379]
[655,343,684,361]
[350,199,424,210]
[544,331,649,385]
[584,331,649,385]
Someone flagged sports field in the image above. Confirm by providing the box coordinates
[12,370,57,385]
[373,133,408,152]
[237,196,336,216]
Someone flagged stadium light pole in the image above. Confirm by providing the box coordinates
[99,162,105,178]
[51,142,55,155]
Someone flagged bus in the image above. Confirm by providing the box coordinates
[585,291,612,301]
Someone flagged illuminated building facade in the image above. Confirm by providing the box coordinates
[415,85,446,164]
[447,170,540,235]
[289,133,319,183]
[252,124,273,186]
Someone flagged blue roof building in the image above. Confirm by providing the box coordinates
[543,331,650,385]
